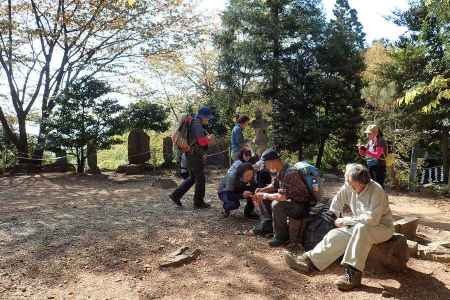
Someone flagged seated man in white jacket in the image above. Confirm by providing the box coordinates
[285,163,394,291]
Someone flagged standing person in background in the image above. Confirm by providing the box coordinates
[231,115,250,161]
[358,125,387,188]
[169,107,214,209]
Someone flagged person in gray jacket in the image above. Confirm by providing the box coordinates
[285,163,394,291]
[218,161,257,218]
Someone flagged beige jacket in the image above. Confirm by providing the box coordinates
[329,180,394,228]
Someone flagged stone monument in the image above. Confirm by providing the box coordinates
[128,128,151,164]
[251,110,269,156]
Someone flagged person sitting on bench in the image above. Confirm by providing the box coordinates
[253,149,314,247]
[285,163,394,291]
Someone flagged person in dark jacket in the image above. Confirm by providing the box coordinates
[218,162,257,218]
[169,107,214,209]
[253,149,314,247]
[227,147,252,175]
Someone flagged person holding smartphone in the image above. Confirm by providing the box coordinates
[358,124,386,188]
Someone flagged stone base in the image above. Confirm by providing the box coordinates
[366,233,409,273]
[116,164,154,175]
[394,217,419,240]
[418,241,450,263]
[41,163,76,173]
[7,163,42,175]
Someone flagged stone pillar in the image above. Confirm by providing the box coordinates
[163,136,174,166]
[87,140,100,174]
[251,110,269,156]
[128,128,151,165]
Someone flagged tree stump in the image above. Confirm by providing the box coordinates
[128,129,150,164]
[366,233,409,273]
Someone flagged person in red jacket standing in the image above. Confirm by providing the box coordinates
[170,107,214,209]
[358,124,387,188]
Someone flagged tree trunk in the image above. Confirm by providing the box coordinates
[16,115,29,164]
[76,147,85,174]
[316,137,326,168]
[297,143,304,161]
[31,112,51,166]
[270,2,280,97]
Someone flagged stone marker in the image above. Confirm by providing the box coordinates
[394,217,419,240]
[250,110,269,156]
[159,247,201,268]
[128,129,150,164]
[87,139,101,174]
[366,233,409,273]
[163,137,174,165]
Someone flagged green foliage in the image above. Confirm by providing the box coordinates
[46,78,124,173]
[97,131,167,170]
[216,0,366,166]
[121,100,170,132]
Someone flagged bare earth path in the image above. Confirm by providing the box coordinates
[0,171,449,300]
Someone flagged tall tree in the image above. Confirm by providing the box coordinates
[313,0,366,167]
[46,78,124,173]
[384,0,450,183]
[0,0,200,164]
[216,0,326,159]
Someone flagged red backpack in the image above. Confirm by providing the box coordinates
[172,116,193,153]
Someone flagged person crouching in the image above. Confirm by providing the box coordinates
[218,162,257,218]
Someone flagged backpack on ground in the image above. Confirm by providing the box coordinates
[172,116,193,153]
[293,161,321,202]
[302,201,336,251]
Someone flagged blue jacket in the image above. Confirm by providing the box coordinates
[231,124,245,153]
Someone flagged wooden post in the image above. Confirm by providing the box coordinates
[409,146,417,192]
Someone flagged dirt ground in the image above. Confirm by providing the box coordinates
[0,170,449,300]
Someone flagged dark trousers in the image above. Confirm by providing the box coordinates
[256,200,309,240]
[218,191,255,214]
[369,164,386,188]
[171,154,206,205]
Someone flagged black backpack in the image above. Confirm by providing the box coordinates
[302,202,337,251]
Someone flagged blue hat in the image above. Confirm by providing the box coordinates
[198,106,214,119]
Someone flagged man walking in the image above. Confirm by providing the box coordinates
[169,107,214,209]
[285,164,394,291]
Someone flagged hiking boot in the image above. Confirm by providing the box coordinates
[169,194,182,207]
[285,253,316,274]
[244,203,259,219]
[269,237,289,247]
[244,211,259,219]
[194,202,211,209]
[222,209,230,218]
[335,265,362,291]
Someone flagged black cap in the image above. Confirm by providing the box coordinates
[260,148,280,161]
